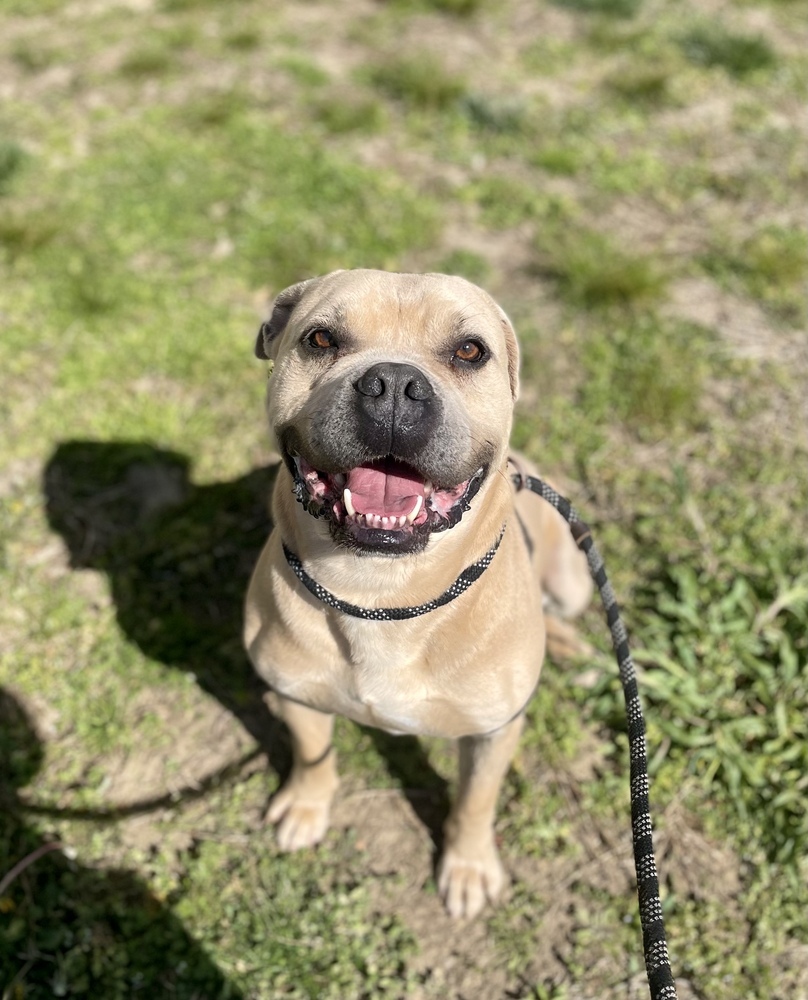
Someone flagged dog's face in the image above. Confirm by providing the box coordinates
[256,270,519,556]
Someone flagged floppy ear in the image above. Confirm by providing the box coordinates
[254,278,316,360]
[497,308,520,400]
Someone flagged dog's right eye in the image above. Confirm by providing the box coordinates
[306,328,338,350]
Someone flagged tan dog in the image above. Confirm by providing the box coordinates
[244,270,591,918]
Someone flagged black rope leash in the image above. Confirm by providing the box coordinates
[514,472,678,1000]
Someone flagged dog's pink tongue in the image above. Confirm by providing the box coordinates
[346,460,425,515]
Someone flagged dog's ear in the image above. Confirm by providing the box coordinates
[497,308,520,400]
[254,279,316,360]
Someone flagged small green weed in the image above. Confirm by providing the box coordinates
[550,0,642,18]
[313,95,388,134]
[533,144,582,176]
[634,556,808,865]
[0,206,60,256]
[460,93,528,133]
[465,176,554,228]
[535,224,665,307]
[0,141,25,194]
[183,91,249,129]
[160,0,220,10]
[579,318,713,433]
[10,41,57,72]
[701,224,808,322]
[223,27,262,51]
[392,0,486,11]
[366,55,466,110]
[739,225,808,289]
[278,54,330,87]
[678,24,776,77]
[605,63,672,103]
[119,45,173,78]
[437,248,491,285]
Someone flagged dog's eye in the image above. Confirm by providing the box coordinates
[306,328,337,350]
[453,340,486,364]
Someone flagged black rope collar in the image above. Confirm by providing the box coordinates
[282,525,505,621]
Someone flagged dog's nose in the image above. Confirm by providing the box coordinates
[355,363,434,403]
[354,362,439,457]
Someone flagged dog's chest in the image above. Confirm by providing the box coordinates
[338,619,433,733]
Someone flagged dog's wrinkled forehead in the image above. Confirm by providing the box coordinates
[256,269,519,397]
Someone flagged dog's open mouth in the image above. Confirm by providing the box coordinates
[289,453,485,550]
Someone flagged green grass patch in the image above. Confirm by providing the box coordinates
[0,141,26,194]
[119,45,174,78]
[580,318,713,433]
[533,144,583,176]
[701,224,808,322]
[392,0,487,13]
[678,24,777,77]
[550,0,643,18]
[459,93,528,134]
[366,54,466,110]
[312,94,388,134]
[465,176,556,228]
[223,27,263,51]
[635,557,808,865]
[437,248,491,285]
[604,62,672,104]
[10,41,60,72]
[534,223,666,308]
[278,54,330,87]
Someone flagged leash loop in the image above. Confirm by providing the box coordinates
[515,473,678,1000]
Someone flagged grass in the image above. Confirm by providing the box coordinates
[701,224,808,322]
[550,0,643,17]
[534,223,666,307]
[1,0,807,997]
[366,55,467,110]
[678,24,777,76]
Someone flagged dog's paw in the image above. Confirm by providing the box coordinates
[437,845,505,919]
[265,786,331,852]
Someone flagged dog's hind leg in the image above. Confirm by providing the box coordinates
[265,695,339,852]
[437,713,524,918]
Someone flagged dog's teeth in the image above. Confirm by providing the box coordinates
[372,514,382,529]
[398,515,407,528]
[423,481,433,497]
[381,516,390,528]
[343,488,355,517]
[405,494,423,524]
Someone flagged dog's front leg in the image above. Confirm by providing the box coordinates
[438,713,524,918]
[265,694,339,851]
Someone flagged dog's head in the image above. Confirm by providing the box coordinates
[256,269,519,556]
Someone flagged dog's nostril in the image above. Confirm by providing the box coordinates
[404,376,432,402]
[356,371,385,397]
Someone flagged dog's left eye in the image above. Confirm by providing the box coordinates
[306,328,337,350]
[453,340,486,364]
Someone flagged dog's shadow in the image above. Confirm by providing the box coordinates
[43,440,450,844]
